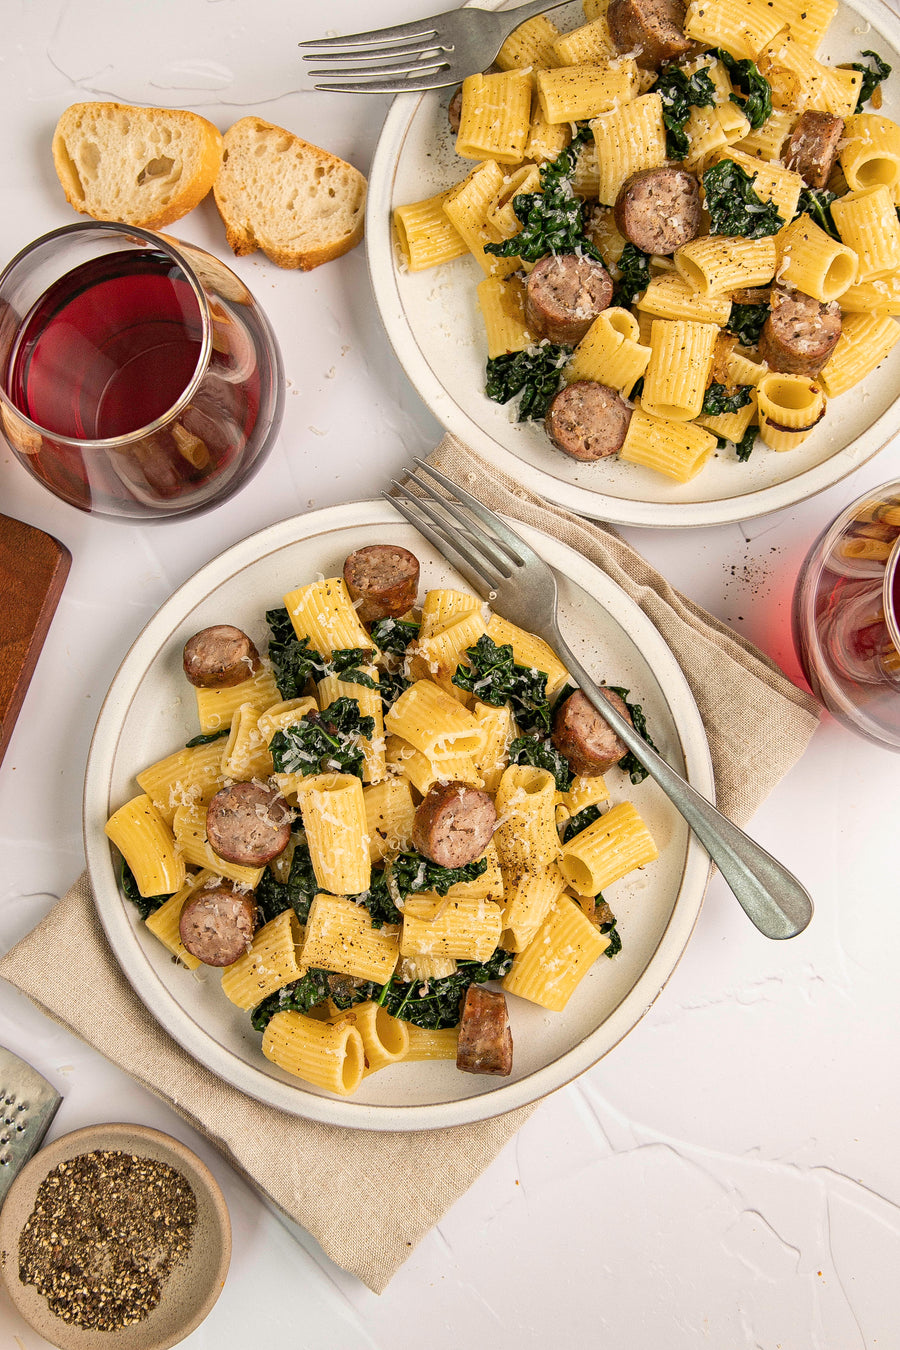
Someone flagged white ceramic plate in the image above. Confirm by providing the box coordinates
[367,0,900,528]
[83,501,713,1130]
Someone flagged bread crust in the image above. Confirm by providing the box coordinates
[214,116,367,270]
[51,101,223,230]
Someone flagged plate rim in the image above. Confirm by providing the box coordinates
[83,498,714,1131]
[365,0,900,529]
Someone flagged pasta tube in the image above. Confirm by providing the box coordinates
[756,373,826,451]
[296,773,371,895]
[301,893,400,984]
[641,319,719,421]
[775,215,857,302]
[262,1011,365,1096]
[502,895,609,1011]
[105,793,186,897]
[558,800,658,896]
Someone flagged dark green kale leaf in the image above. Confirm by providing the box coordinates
[269,697,375,779]
[354,850,491,930]
[357,871,405,928]
[701,382,753,415]
[509,734,574,791]
[703,160,784,237]
[607,686,660,785]
[376,668,412,716]
[120,860,171,920]
[851,49,892,111]
[485,344,571,422]
[325,647,380,691]
[453,633,552,733]
[266,608,325,699]
[602,918,623,957]
[561,803,604,843]
[376,948,515,1030]
[370,617,420,655]
[390,850,489,900]
[726,301,770,346]
[484,124,600,262]
[255,838,318,925]
[735,423,759,462]
[611,243,652,309]
[796,187,840,241]
[652,63,717,159]
[250,970,333,1031]
[184,727,230,748]
[714,49,772,129]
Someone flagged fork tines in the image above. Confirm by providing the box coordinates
[384,460,524,595]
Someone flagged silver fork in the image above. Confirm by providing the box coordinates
[385,460,814,941]
[299,0,572,93]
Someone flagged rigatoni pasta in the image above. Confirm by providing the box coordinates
[384,0,900,485]
[109,549,666,1099]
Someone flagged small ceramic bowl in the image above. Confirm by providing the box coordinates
[0,1122,231,1350]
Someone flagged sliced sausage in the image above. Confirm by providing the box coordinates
[525,254,614,346]
[784,111,844,191]
[448,85,463,135]
[552,688,634,777]
[411,780,497,869]
[545,381,632,461]
[179,883,257,967]
[614,168,702,256]
[456,985,513,1076]
[343,544,420,625]
[206,782,293,866]
[183,625,261,688]
[758,288,842,377]
[608,0,694,67]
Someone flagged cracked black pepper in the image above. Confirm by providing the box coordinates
[18,1149,197,1331]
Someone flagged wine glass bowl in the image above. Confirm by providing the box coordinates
[0,222,284,520]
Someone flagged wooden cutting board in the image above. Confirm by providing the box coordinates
[0,514,71,767]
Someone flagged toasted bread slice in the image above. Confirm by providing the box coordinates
[213,117,367,270]
[52,102,224,230]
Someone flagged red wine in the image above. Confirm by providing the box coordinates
[4,249,281,518]
[9,252,204,439]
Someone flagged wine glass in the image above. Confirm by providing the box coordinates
[0,222,284,520]
[793,479,900,750]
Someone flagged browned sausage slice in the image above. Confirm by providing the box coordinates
[608,0,694,67]
[758,288,842,377]
[456,985,513,1076]
[545,381,632,461]
[784,111,844,190]
[183,625,261,688]
[552,688,634,776]
[343,544,420,625]
[614,168,702,255]
[206,782,293,866]
[525,254,614,346]
[179,883,257,967]
[411,781,497,869]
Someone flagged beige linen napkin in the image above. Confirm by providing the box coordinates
[0,436,820,1293]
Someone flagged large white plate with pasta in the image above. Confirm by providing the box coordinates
[367,0,900,528]
[83,500,712,1130]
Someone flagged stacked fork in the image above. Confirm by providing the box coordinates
[300,0,572,93]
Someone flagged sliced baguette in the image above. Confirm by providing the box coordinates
[52,102,223,230]
[213,117,367,270]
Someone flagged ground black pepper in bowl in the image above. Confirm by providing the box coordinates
[18,1149,197,1332]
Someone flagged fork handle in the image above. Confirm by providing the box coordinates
[552,633,813,940]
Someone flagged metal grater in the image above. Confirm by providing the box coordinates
[0,1046,62,1206]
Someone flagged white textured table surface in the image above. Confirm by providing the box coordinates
[2,3,899,1347]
